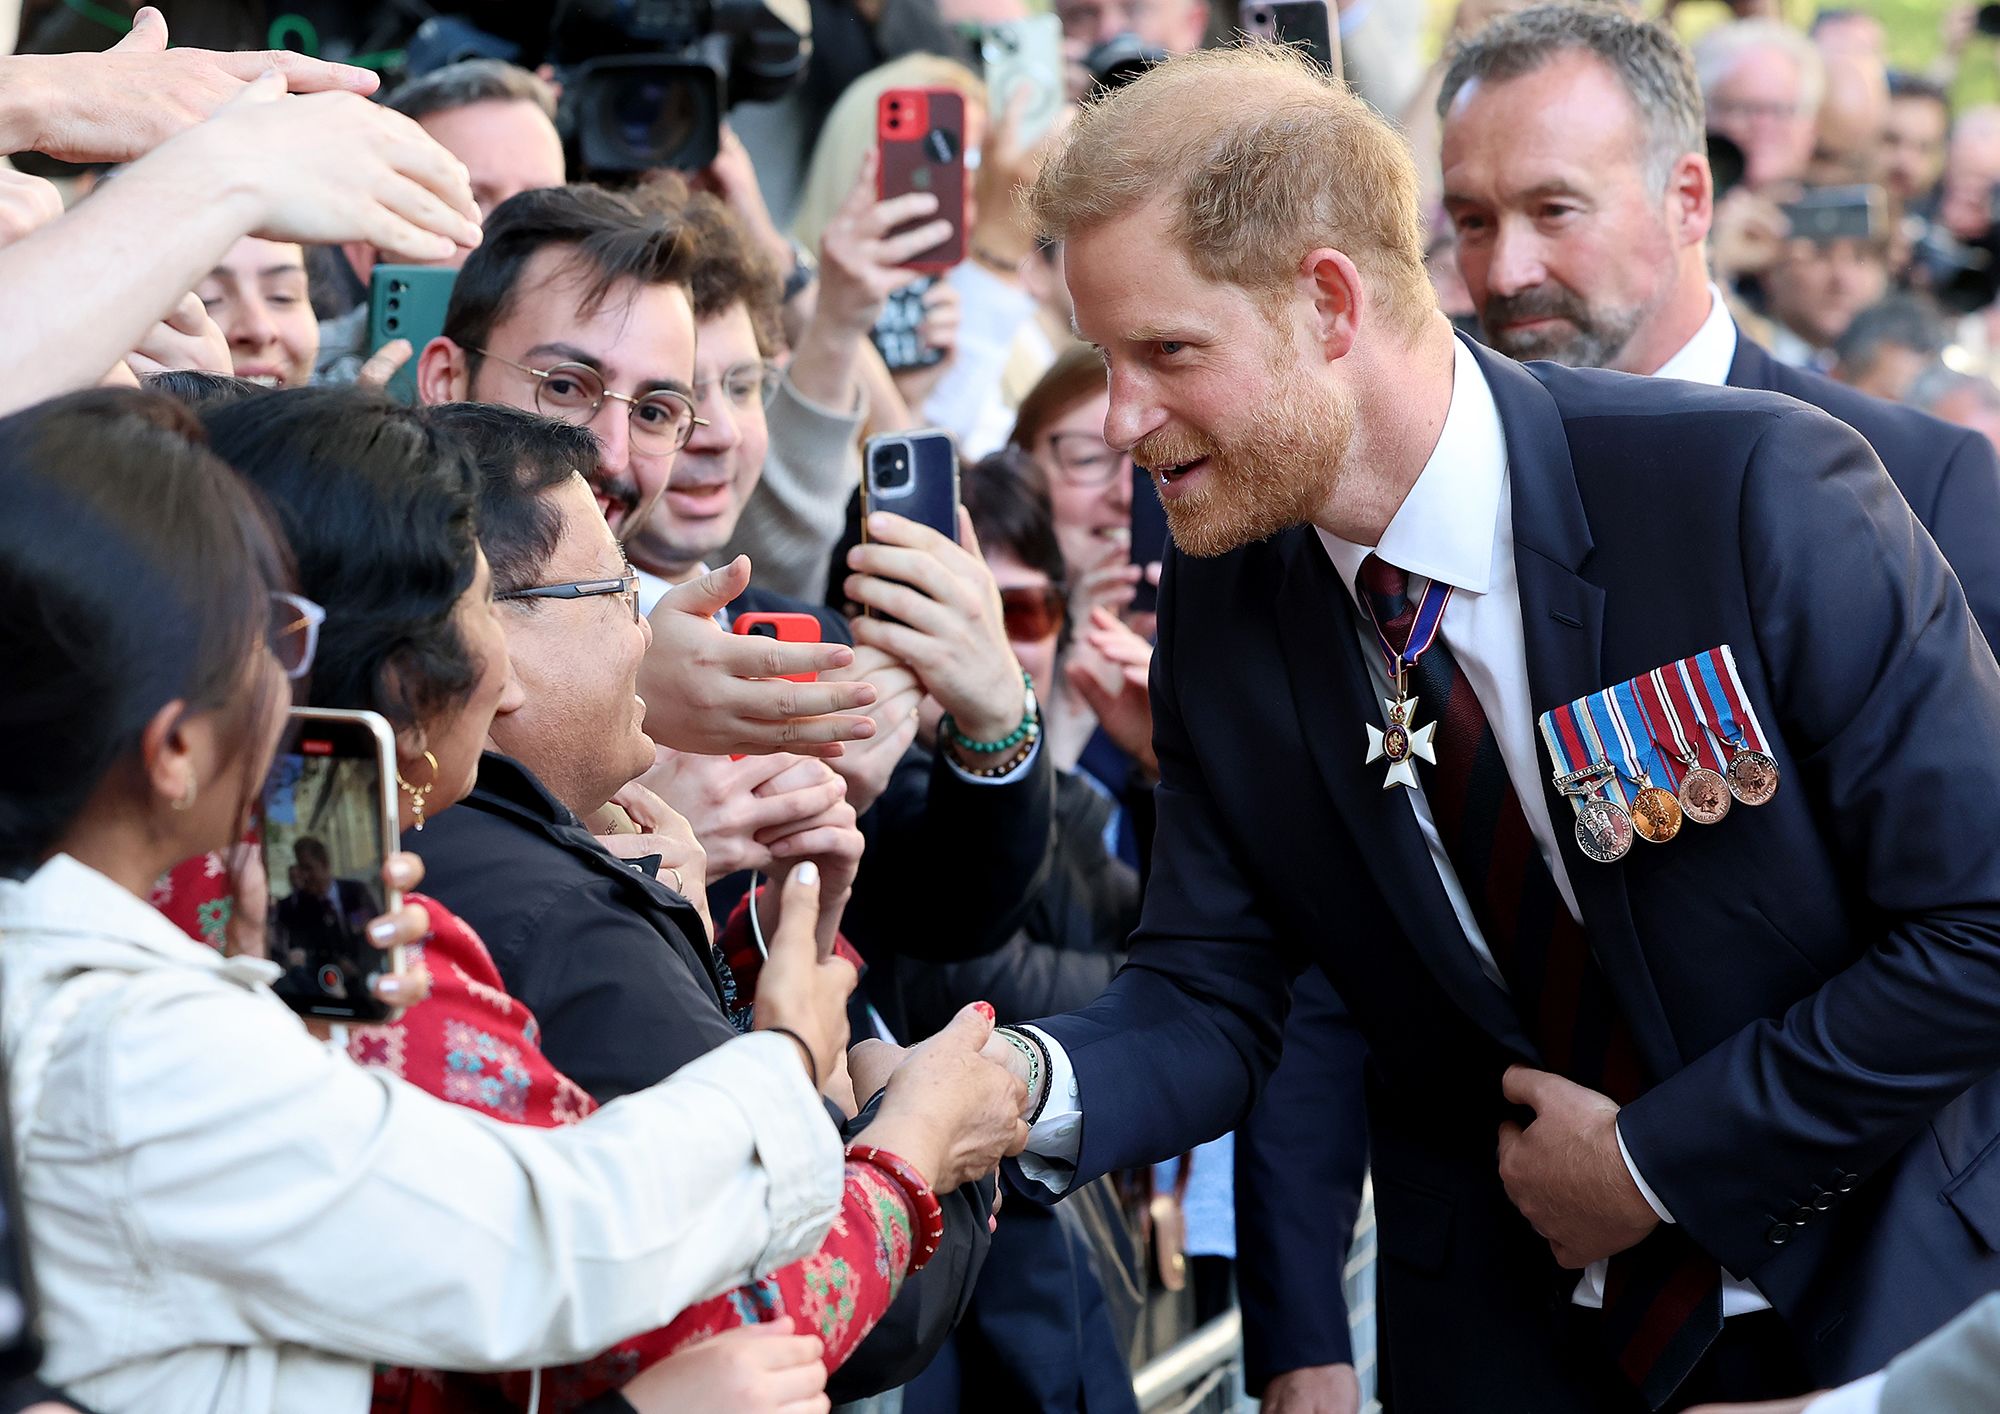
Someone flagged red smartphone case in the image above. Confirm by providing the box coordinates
[733,612,822,684]
[877,87,969,273]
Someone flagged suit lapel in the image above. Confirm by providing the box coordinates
[1723,327,1769,391]
[1473,344,1685,1078]
[1274,528,1535,1057]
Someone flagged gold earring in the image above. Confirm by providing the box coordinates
[171,778,197,813]
[398,750,439,832]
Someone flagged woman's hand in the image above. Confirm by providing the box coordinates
[888,277,961,411]
[1065,606,1158,778]
[855,1002,1030,1192]
[229,848,434,1026]
[621,1320,829,1414]
[597,780,714,941]
[752,862,858,1085]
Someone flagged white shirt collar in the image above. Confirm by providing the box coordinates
[1649,283,1740,388]
[1318,336,1507,597]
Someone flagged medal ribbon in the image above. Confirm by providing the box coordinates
[1657,660,1730,772]
[1610,680,1675,793]
[1633,669,1695,785]
[1581,693,1638,810]
[1541,700,1614,815]
[1713,646,1773,753]
[1681,648,1771,758]
[1357,574,1454,682]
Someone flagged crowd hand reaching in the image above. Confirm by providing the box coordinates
[13,6,380,165]
[621,1320,829,1414]
[1709,187,1792,282]
[159,71,482,265]
[124,292,232,381]
[640,558,875,760]
[1065,607,1158,779]
[817,645,924,814]
[0,170,62,250]
[222,845,433,1024]
[971,91,1068,275]
[814,152,955,339]
[752,861,858,1086]
[845,510,1028,753]
[355,338,414,390]
[749,757,864,960]
[889,277,962,412]
[852,1002,1030,1192]
[640,749,849,882]
[596,779,714,941]
[1260,1363,1362,1414]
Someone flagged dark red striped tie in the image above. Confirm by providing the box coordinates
[1357,553,1721,1408]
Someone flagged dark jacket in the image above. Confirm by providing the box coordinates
[415,751,992,1397]
[1029,341,2000,1407]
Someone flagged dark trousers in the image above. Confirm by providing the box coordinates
[1560,1308,1814,1413]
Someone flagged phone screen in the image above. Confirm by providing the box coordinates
[871,276,944,372]
[261,712,398,1021]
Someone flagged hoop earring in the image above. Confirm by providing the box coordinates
[398,750,439,832]
[171,778,197,813]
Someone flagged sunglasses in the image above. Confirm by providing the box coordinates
[999,584,1067,641]
[269,592,325,679]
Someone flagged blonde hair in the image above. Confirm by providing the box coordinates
[790,54,985,254]
[1025,45,1433,336]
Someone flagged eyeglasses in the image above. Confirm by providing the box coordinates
[270,592,325,679]
[691,360,782,412]
[1045,433,1130,489]
[496,569,642,624]
[999,583,1067,641]
[474,350,706,452]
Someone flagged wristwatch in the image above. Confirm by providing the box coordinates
[781,239,818,304]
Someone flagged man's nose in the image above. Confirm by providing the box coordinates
[591,405,632,467]
[1102,368,1165,454]
[690,388,740,453]
[1485,222,1547,298]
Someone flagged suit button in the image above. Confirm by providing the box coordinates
[1791,1206,1814,1225]
[1812,1191,1835,1211]
[1766,1223,1794,1246]
[1837,1173,1859,1192]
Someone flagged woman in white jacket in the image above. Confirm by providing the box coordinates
[0,388,1025,1414]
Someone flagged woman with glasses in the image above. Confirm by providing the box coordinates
[0,386,1000,1414]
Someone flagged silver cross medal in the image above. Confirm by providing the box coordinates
[1365,661,1437,790]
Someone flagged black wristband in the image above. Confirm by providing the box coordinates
[1004,1025,1055,1124]
[764,1025,821,1087]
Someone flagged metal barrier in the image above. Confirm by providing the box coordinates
[1131,1309,1245,1412]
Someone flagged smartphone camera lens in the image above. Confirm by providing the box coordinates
[747,621,779,638]
[873,449,912,490]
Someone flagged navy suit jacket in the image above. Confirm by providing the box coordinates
[1032,340,2000,1407]
[1231,333,2000,1392]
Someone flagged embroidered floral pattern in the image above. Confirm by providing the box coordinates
[440,1020,530,1121]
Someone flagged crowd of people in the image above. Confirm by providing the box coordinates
[7,0,2000,1412]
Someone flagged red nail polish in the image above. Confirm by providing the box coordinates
[974,1001,995,1022]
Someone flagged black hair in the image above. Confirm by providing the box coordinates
[0,390,289,875]
[963,448,1072,648]
[422,402,599,596]
[1888,70,1950,111]
[143,369,272,413]
[442,185,697,374]
[201,387,484,737]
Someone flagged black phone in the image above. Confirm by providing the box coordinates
[1780,185,1884,245]
[1129,460,1171,615]
[260,708,403,1022]
[367,265,457,405]
[871,276,945,373]
[1239,0,1339,75]
[0,1052,41,1383]
[863,428,961,544]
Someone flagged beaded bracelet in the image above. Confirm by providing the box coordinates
[994,1026,1042,1114]
[957,721,1041,778]
[940,670,1038,754]
[1003,1025,1055,1124]
[848,1144,947,1272]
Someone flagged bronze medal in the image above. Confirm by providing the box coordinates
[1725,749,1780,806]
[1574,797,1634,863]
[1629,785,1683,844]
[1676,766,1732,824]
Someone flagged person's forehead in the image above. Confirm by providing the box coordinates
[1717,47,1802,95]
[545,478,630,575]
[695,303,762,368]
[1443,55,1646,177]
[496,253,695,377]
[1066,201,1228,341]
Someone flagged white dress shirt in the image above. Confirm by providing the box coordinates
[1024,335,1768,1316]
[1650,284,1740,388]
[0,854,843,1414]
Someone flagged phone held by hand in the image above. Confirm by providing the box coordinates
[733,612,823,683]
[1239,0,1340,75]
[259,708,403,1023]
[878,87,969,273]
[980,15,1065,147]
[863,428,961,545]
[366,265,457,405]
[1779,185,1884,245]
[1130,459,1171,615]
[871,275,945,372]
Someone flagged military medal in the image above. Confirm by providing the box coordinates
[1541,700,1634,863]
[1357,573,1453,792]
[1678,652,1781,808]
[1640,666,1730,823]
[1574,796,1635,863]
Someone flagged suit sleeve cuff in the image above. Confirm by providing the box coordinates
[1806,1370,1885,1414]
[1617,1118,1676,1225]
[1014,1023,1080,1194]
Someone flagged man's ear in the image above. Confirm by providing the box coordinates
[1300,246,1364,363]
[1673,152,1715,249]
[416,336,473,407]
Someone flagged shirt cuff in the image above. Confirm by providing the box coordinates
[941,736,1041,787]
[1805,1371,1885,1414]
[1014,1023,1080,1195]
[1616,1118,1676,1224]
[696,1030,847,1273]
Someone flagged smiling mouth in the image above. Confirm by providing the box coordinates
[1143,456,1208,485]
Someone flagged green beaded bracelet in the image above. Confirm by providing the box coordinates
[942,670,1038,754]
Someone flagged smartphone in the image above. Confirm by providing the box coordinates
[981,15,1064,148]
[863,429,961,544]
[260,708,403,1023]
[733,611,823,684]
[367,265,457,405]
[0,1054,41,1383]
[871,275,945,373]
[1239,0,1339,75]
[878,88,969,274]
[1780,185,1884,245]
[1130,460,1171,615]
